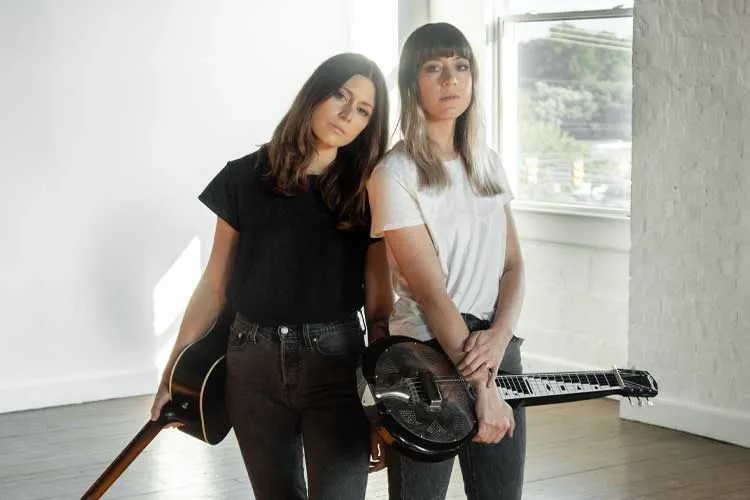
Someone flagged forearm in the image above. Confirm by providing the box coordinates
[417,293,470,366]
[161,276,226,381]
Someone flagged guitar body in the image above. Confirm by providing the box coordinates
[360,335,475,462]
[82,309,234,499]
[359,336,658,463]
[168,307,234,444]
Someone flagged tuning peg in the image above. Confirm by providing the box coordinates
[647,399,654,407]
[628,397,635,406]
[637,398,644,407]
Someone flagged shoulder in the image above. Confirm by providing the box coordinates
[472,144,502,170]
[225,145,269,179]
[370,141,418,188]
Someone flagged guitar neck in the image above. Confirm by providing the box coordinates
[82,419,165,500]
[497,371,622,407]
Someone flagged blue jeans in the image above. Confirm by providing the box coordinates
[386,314,526,500]
[226,312,370,500]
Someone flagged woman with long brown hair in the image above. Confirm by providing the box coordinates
[151,52,392,499]
[368,23,526,499]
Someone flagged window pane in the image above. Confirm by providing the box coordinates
[514,17,632,210]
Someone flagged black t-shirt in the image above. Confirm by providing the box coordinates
[198,146,374,325]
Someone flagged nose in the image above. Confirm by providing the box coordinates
[339,102,354,122]
[440,67,458,86]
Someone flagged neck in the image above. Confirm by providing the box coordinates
[425,119,457,160]
[307,146,337,175]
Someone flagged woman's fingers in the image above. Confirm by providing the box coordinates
[150,392,167,421]
[463,331,479,352]
[369,433,387,473]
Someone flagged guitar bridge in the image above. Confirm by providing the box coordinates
[418,371,443,412]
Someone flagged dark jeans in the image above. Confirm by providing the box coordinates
[386,314,526,500]
[226,312,370,500]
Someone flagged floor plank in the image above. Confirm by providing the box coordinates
[0,397,747,499]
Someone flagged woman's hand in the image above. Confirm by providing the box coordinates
[457,328,511,388]
[149,379,181,428]
[369,429,387,473]
[472,385,515,444]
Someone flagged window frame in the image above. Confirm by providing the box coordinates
[490,6,634,219]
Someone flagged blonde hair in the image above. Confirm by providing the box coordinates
[399,23,504,195]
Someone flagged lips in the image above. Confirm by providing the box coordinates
[440,94,461,101]
[329,123,346,135]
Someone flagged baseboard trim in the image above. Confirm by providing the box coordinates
[620,396,750,448]
[0,368,158,414]
[523,353,750,448]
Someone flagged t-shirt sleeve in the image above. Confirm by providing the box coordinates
[489,147,514,206]
[198,162,240,231]
[367,158,425,238]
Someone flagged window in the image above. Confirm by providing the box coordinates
[492,1,633,214]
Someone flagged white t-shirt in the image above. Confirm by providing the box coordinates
[368,141,514,341]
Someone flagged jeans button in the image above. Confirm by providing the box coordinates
[280,326,289,334]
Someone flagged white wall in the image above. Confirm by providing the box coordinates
[622,0,750,448]
[0,0,396,413]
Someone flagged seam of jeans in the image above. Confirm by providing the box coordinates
[398,454,406,500]
[463,444,480,500]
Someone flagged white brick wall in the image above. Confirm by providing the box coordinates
[623,0,750,447]
[514,212,630,373]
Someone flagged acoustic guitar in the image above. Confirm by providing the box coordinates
[359,335,658,462]
[81,310,234,499]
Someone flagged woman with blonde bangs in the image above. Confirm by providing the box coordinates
[368,23,526,499]
[151,53,392,500]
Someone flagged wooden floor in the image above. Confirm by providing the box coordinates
[1,397,748,499]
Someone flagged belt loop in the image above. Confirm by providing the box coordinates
[302,323,311,348]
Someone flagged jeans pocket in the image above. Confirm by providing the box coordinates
[227,316,256,351]
[310,322,364,358]
[500,338,523,375]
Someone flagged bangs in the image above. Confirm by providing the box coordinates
[407,23,474,69]
[416,40,473,67]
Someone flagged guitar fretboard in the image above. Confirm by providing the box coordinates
[497,372,620,401]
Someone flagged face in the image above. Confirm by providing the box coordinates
[311,74,375,150]
[417,55,472,122]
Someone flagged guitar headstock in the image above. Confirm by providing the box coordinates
[614,368,658,401]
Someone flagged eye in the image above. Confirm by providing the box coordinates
[332,89,348,101]
[423,63,442,73]
[456,61,470,72]
[357,107,371,117]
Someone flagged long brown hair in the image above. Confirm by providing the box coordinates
[399,23,504,195]
[267,53,389,229]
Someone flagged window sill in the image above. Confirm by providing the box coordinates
[512,200,630,220]
[511,201,631,251]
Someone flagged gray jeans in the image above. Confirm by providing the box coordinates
[386,314,526,500]
[226,312,370,500]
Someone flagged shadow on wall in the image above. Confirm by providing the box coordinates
[86,196,211,376]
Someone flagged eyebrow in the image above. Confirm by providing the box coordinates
[341,85,374,109]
